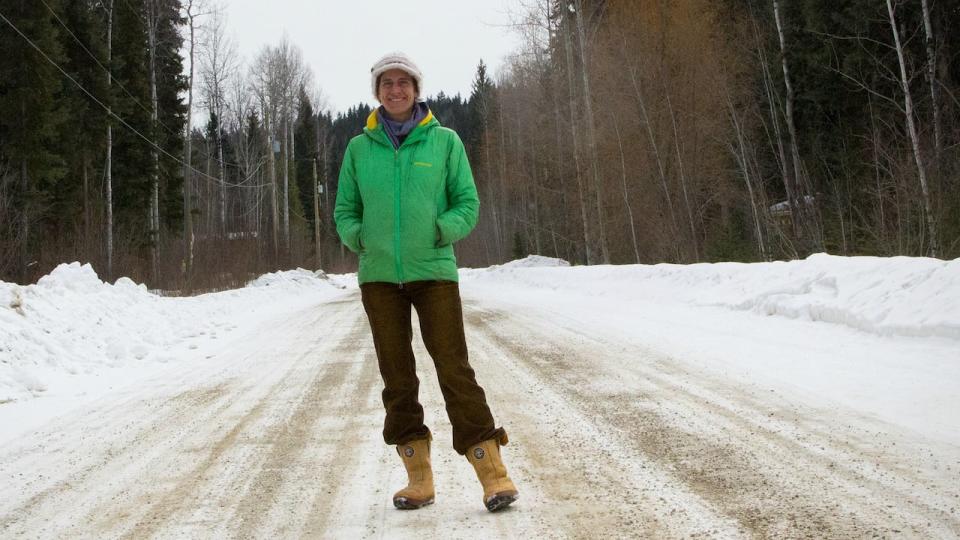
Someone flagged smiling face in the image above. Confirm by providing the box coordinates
[377,68,417,122]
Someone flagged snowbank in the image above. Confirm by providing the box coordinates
[3,254,956,406]
[462,254,960,340]
[0,263,344,403]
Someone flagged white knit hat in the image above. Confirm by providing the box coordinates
[370,52,423,99]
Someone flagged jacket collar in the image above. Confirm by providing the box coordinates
[365,107,434,130]
[364,107,436,148]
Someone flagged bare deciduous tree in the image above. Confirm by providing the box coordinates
[198,3,238,236]
[772,0,820,249]
[920,0,942,171]
[181,0,210,290]
[145,0,162,283]
[0,164,22,279]
[104,0,114,281]
[250,45,282,262]
[886,0,939,257]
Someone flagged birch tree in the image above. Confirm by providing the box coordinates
[105,0,114,280]
[624,40,679,255]
[181,0,208,288]
[572,0,609,263]
[886,0,939,257]
[269,38,311,257]
[227,72,261,237]
[560,10,592,264]
[920,0,942,173]
[199,4,237,236]
[772,0,813,247]
[250,46,281,262]
[145,0,161,283]
[611,112,640,263]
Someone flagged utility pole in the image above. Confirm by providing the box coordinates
[267,128,279,263]
[312,156,321,270]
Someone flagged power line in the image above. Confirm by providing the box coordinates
[0,6,271,190]
[38,0,248,171]
[40,0,156,133]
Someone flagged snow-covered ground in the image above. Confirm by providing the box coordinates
[466,253,960,339]
[2,254,958,445]
[462,253,960,446]
[1,254,958,537]
[0,263,350,441]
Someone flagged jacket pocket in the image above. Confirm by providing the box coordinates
[433,207,443,248]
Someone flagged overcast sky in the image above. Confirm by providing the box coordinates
[222,0,525,115]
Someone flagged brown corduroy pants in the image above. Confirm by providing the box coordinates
[360,280,506,455]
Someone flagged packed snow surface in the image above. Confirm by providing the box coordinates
[462,253,960,448]
[1,254,959,537]
[1,253,957,444]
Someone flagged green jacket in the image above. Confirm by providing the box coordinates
[334,108,480,284]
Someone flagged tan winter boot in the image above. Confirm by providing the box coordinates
[393,438,435,509]
[466,436,518,512]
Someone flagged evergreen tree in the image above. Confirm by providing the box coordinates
[467,59,494,158]
[110,0,153,251]
[427,91,470,141]
[328,103,371,198]
[293,86,317,229]
[153,0,186,231]
[204,112,224,160]
[0,0,68,282]
[56,0,108,247]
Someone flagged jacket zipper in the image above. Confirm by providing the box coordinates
[393,148,404,287]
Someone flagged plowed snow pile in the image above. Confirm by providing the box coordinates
[464,253,960,339]
[0,263,345,404]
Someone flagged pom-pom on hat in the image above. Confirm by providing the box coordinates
[370,52,423,99]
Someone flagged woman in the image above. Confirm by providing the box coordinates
[334,52,518,512]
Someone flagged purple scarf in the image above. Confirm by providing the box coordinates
[378,101,429,149]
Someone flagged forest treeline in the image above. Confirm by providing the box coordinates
[1,0,958,292]
[461,0,960,267]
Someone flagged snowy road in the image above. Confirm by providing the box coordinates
[2,287,959,539]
